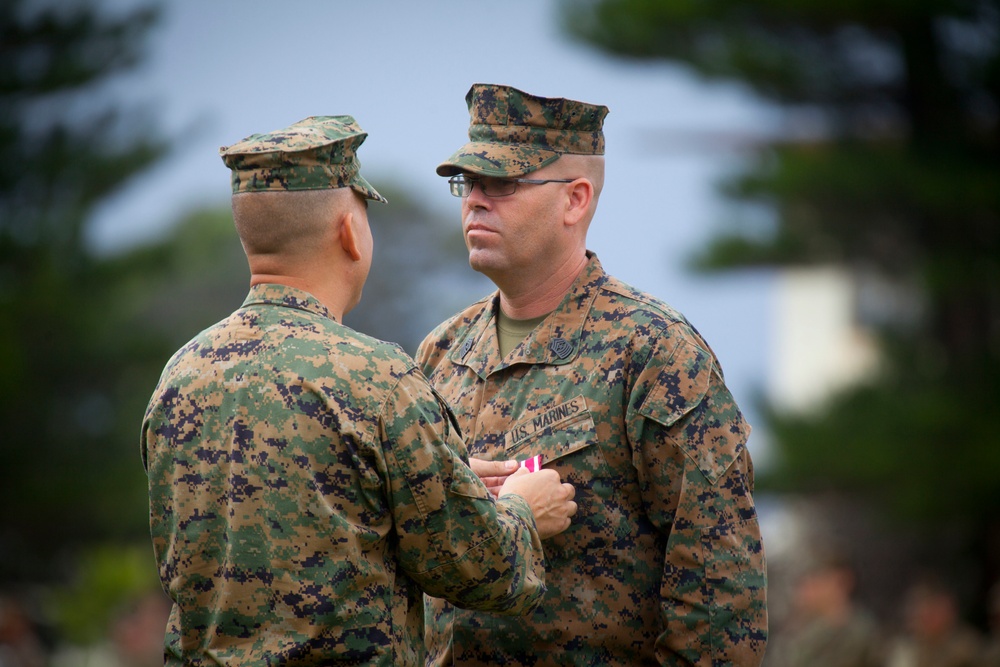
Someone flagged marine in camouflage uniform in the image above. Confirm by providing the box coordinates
[141,116,559,666]
[770,553,884,667]
[886,577,985,667]
[419,84,768,665]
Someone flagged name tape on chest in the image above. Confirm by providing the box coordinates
[508,395,589,448]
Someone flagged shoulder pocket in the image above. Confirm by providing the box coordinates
[637,340,712,428]
[637,341,747,484]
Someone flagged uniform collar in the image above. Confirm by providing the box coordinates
[240,283,337,322]
[450,252,607,379]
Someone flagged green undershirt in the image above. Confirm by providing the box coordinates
[496,309,549,358]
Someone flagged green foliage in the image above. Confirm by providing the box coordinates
[0,0,167,583]
[562,0,997,128]
[695,144,1000,275]
[45,543,161,645]
[109,206,251,349]
[0,0,165,269]
[760,352,1000,522]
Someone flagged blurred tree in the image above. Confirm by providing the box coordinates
[562,0,1000,596]
[0,0,167,582]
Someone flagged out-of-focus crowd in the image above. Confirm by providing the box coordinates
[766,553,1000,667]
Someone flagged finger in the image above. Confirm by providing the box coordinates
[506,466,530,479]
[479,475,509,486]
[470,457,518,478]
[482,482,505,498]
[479,478,503,494]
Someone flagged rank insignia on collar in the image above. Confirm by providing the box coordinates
[459,336,475,357]
[549,338,573,359]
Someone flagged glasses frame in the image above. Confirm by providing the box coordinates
[448,174,576,198]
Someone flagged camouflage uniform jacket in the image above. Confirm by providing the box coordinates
[141,284,546,667]
[418,254,768,666]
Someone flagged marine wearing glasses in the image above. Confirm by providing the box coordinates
[420,82,768,666]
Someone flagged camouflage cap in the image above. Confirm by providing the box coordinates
[219,115,386,202]
[437,83,609,178]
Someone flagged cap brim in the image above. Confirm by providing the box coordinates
[436,142,561,178]
[351,174,387,204]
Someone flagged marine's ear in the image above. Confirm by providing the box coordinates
[564,178,594,228]
[339,210,362,261]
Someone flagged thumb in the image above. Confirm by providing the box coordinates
[501,466,530,483]
[469,457,518,478]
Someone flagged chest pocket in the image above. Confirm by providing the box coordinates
[504,396,622,556]
[505,397,596,463]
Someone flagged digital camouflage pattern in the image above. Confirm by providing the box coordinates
[418,254,768,666]
[219,115,386,202]
[436,83,609,178]
[141,284,548,667]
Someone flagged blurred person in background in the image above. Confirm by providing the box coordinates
[769,551,884,667]
[418,82,767,666]
[107,592,171,667]
[141,115,577,666]
[886,575,983,667]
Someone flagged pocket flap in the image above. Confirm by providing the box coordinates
[506,396,596,463]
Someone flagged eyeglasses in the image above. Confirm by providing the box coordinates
[448,174,575,198]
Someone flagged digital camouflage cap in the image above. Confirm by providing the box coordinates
[437,83,609,178]
[220,115,386,202]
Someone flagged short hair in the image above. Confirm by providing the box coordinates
[555,154,605,199]
[231,188,355,256]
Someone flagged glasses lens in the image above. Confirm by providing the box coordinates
[447,175,520,197]
[480,178,516,197]
[448,176,468,198]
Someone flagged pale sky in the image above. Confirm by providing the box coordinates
[88,0,779,461]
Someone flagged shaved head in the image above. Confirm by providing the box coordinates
[539,154,605,230]
[554,154,605,199]
[232,188,357,257]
